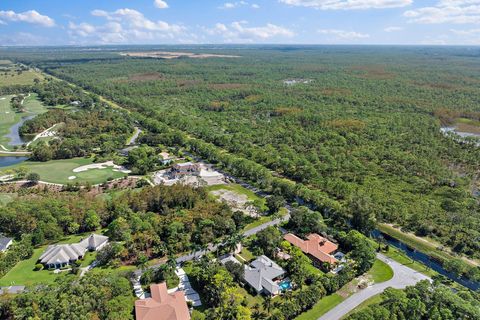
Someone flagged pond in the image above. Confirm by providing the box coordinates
[0,156,28,168]
[372,230,480,291]
[4,115,35,146]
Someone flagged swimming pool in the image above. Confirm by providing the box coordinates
[278,279,292,291]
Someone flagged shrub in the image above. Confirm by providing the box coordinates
[34,263,44,271]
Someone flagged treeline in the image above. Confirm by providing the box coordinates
[0,272,134,320]
[347,280,480,320]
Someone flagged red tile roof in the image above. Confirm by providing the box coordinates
[135,283,191,320]
[284,233,338,264]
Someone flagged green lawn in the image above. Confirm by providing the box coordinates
[0,157,127,185]
[0,246,72,287]
[0,232,105,287]
[367,259,394,283]
[295,294,344,320]
[236,246,255,262]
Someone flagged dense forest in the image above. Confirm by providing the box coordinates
[6,46,479,260]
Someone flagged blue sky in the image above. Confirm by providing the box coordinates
[0,0,479,45]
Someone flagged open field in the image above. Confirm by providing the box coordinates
[0,70,43,87]
[0,157,127,184]
[207,183,267,210]
[120,51,240,59]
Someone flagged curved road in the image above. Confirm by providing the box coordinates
[318,253,430,320]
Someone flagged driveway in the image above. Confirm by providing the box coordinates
[318,253,430,320]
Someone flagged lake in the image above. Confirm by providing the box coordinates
[0,156,28,168]
[4,114,35,146]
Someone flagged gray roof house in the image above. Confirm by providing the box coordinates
[0,235,13,252]
[39,244,86,269]
[39,234,108,269]
[244,255,285,296]
[79,234,109,251]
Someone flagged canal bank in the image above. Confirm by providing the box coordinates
[372,229,480,291]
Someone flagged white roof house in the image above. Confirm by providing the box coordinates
[0,235,13,252]
[79,234,109,251]
[244,255,285,296]
[39,244,86,268]
[39,234,108,269]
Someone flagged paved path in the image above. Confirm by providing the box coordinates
[318,253,430,320]
[127,127,142,145]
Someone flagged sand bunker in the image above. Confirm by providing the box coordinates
[73,161,131,174]
[68,176,76,180]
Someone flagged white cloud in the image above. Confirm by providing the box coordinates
[205,21,294,42]
[154,0,169,9]
[279,0,412,10]
[384,26,403,32]
[404,0,480,24]
[0,10,55,27]
[69,8,185,44]
[318,29,370,39]
[219,1,260,9]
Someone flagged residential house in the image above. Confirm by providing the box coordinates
[0,235,13,252]
[284,233,338,267]
[169,162,200,179]
[159,152,175,165]
[79,234,109,251]
[135,282,191,320]
[39,244,87,269]
[39,233,108,269]
[244,255,285,296]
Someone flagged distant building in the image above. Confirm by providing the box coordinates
[0,235,13,252]
[244,255,285,296]
[135,283,191,320]
[159,152,175,165]
[0,286,25,295]
[284,233,338,266]
[169,162,200,178]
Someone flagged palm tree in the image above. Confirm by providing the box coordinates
[262,295,273,315]
[166,255,177,271]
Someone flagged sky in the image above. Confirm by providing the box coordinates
[1,0,480,46]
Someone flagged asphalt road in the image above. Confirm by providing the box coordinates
[318,253,431,320]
